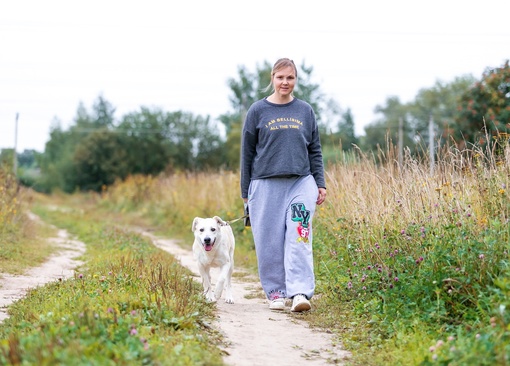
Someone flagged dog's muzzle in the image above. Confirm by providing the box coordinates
[203,237,214,251]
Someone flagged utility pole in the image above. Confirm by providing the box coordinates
[13,113,19,177]
[429,114,434,175]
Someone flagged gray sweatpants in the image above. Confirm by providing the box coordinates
[247,175,318,300]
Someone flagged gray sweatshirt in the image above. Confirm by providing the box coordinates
[241,97,326,199]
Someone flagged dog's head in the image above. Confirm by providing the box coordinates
[192,216,227,252]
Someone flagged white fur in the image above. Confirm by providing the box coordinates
[191,216,235,304]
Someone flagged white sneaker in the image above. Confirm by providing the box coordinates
[291,294,311,312]
[269,297,285,310]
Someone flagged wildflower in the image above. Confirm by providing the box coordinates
[347,282,353,289]
[131,310,137,316]
[436,340,444,347]
[479,254,485,259]
[400,229,405,235]
[78,273,84,279]
[490,317,497,327]
[475,334,481,340]
[367,265,372,270]
[130,328,138,336]
[429,346,435,352]
[107,307,114,313]
[447,336,455,342]
[394,277,399,282]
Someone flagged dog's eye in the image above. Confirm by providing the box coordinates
[211,228,216,232]
[200,228,204,232]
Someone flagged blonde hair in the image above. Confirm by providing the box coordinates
[263,58,298,93]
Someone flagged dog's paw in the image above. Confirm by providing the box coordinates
[205,294,217,303]
[224,297,234,304]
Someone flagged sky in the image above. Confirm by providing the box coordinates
[1,0,509,152]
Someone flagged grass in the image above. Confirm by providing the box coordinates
[1,137,509,365]
[0,169,57,274]
[0,197,225,365]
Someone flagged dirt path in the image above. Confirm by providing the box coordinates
[145,232,351,366]
[0,217,350,365]
[0,214,86,322]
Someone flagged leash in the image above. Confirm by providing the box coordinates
[226,214,249,225]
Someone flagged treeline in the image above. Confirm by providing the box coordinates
[2,59,509,193]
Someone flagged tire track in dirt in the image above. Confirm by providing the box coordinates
[0,214,86,323]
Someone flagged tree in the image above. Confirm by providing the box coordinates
[362,96,412,152]
[38,120,79,192]
[73,129,130,191]
[454,60,510,145]
[334,108,359,150]
[408,76,475,147]
[39,95,119,192]
[118,107,174,175]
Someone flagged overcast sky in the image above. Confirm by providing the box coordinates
[1,0,509,152]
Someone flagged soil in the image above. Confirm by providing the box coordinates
[0,215,351,366]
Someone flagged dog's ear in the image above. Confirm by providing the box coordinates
[213,216,227,226]
[192,217,201,232]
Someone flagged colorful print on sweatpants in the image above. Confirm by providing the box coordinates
[291,202,311,243]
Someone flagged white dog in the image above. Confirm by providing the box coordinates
[192,216,235,304]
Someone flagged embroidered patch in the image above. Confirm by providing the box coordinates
[296,222,310,243]
[268,290,286,300]
[291,203,311,243]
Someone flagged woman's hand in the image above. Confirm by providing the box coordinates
[316,187,326,205]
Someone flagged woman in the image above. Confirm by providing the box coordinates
[240,58,327,312]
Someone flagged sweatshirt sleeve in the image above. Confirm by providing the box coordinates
[240,108,258,199]
[308,113,326,189]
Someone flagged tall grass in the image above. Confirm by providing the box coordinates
[99,172,257,270]
[0,169,55,274]
[313,141,509,365]
[98,138,510,365]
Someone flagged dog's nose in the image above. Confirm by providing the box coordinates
[204,237,211,244]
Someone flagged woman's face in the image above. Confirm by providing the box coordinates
[272,66,296,98]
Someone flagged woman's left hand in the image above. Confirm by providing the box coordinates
[316,187,327,205]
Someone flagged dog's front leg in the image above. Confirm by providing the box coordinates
[198,265,216,302]
[215,263,234,304]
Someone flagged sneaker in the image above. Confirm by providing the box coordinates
[269,297,285,311]
[291,294,311,312]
